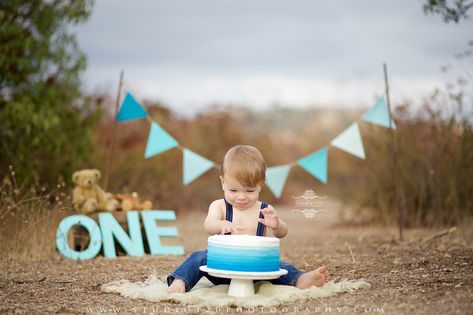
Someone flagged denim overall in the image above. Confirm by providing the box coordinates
[167,199,303,292]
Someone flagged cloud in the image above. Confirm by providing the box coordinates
[75,0,473,115]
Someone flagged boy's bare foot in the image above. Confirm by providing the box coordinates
[295,266,330,289]
[167,279,186,294]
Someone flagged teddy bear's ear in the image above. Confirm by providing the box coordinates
[72,171,80,184]
[93,169,102,180]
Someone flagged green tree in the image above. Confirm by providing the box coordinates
[423,0,473,23]
[0,0,100,186]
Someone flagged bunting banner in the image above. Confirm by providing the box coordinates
[362,97,396,129]
[330,123,366,159]
[297,147,328,184]
[116,92,397,197]
[144,122,179,158]
[265,165,291,198]
[117,92,148,122]
[183,149,215,185]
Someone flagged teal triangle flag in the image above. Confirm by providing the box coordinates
[183,149,215,185]
[266,165,291,198]
[297,147,328,184]
[117,92,148,122]
[144,122,179,158]
[331,123,366,159]
[361,97,396,129]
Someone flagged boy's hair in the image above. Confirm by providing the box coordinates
[221,145,266,187]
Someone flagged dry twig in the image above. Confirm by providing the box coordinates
[421,227,457,244]
[345,242,356,263]
[12,276,46,284]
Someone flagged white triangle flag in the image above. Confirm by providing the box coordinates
[331,123,366,159]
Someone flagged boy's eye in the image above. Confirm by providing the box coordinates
[246,190,255,193]
[230,190,237,192]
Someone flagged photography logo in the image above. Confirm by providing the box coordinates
[291,189,327,219]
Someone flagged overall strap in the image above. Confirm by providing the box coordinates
[256,202,268,236]
[224,198,233,235]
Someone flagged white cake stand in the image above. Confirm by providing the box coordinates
[200,265,287,297]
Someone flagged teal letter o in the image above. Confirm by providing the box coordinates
[56,215,102,259]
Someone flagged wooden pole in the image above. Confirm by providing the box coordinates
[383,63,404,240]
[104,70,124,191]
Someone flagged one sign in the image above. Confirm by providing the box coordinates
[56,210,184,259]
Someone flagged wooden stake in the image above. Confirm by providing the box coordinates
[383,63,404,240]
[104,70,124,191]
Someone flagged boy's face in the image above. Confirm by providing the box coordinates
[220,174,262,210]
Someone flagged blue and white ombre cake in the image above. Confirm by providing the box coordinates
[207,235,280,272]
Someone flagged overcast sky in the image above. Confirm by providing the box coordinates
[74,0,473,116]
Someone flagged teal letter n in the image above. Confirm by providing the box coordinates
[99,211,145,258]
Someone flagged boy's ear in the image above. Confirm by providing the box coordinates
[219,176,225,190]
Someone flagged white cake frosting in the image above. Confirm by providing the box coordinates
[208,234,280,247]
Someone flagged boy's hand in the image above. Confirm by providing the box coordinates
[258,208,280,229]
[221,221,245,234]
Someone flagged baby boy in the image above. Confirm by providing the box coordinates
[167,145,330,293]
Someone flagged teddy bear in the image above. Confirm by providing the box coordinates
[114,192,153,211]
[72,169,119,214]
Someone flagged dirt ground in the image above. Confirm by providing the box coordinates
[1,200,472,314]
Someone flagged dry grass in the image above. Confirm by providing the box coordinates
[0,166,74,267]
[1,200,472,314]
